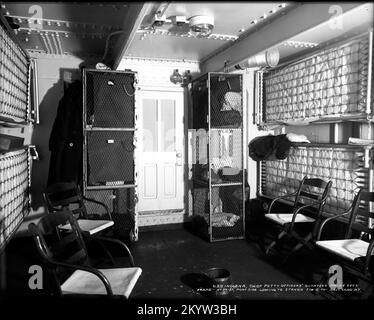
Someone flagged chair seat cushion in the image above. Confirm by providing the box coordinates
[61,267,142,298]
[265,213,315,225]
[316,239,373,261]
[59,219,114,235]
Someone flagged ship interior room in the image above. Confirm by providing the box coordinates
[0,1,374,306]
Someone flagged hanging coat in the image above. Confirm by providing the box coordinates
[248,134,292,161]
[47,80,83,186]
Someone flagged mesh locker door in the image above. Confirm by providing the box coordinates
[112,188,136,236]
[85,71,135,128]
[84,188,136,237]
[84,189,114,217]
[209,73,242,128]
[86,131,134,186]
[211,186,244,241]
[0,149,30,252]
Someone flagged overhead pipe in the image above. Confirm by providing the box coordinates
[225,47,280,72]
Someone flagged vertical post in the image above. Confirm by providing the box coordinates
[366,30,373,230]
[0,251,6,295]
[25,60,32,123]
[241,73,246,239]
[207,73,212,242]
[82,69,87,196]
[254,72,259,125]
[366,29,373,115]
[133,73,139,242]
[33,59,40,124]
[333,123,340,144]
[369,149,374,230]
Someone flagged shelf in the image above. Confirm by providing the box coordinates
[86,184,136,190]
[290,142,373,150]
[0,115,28,127]
[262,113,373,127]
[193,179,243,188]
[211,182,243,188]
[210,126,242,130]
[0,145,29,155]
[84,127,136,131]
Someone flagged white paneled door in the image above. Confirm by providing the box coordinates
[137,90,184,212]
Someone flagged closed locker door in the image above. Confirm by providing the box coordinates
[86,131,134,186]
[85,71,135,128]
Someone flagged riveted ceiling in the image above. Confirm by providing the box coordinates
[1,2,373,66]
[0,2,141,61]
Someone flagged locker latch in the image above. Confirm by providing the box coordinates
[29,145,39,160]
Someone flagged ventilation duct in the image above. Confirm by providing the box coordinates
[227,48,280,72]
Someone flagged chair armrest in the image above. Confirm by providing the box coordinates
[48,259,113,295]
[316,210,351,241]
[87,234,135,267]
[364,238,374,275]
[82,196,112,220]
[267,192,298,214]
[288,201,328,230]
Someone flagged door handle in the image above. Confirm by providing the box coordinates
[176,152,183,166]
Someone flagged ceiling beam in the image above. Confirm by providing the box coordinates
[104,2,151,69]
[201,2,366,73]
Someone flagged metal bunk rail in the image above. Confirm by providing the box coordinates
[258,144,373,217]
[259,31,373,126]
[0,147,32,253]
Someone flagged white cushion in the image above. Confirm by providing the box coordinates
[61,267,142,298]
[316,239,373,261]
[265,213,315,225]
[59,219,114,235]
[286,133,311,143]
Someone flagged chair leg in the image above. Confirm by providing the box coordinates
[282,233,313,264]
[266,230,287,255]
[361,282,373,299]
[282,242,304,264]
[91,238,116,266]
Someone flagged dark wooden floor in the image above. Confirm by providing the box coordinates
[3,216,374,301]
[129,227,321,300]
[1,224,331,300]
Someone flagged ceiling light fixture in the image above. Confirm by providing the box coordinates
[189,15,214,37]
[150,13,215,38]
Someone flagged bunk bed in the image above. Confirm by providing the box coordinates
[254,31,374,228]
[0,13,36,253]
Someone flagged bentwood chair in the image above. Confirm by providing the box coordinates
[265,176,332,263]
[28,210,141,298]
[316,190,374,293]
[44,182,114,236]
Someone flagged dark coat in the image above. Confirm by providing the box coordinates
[248,134,292,161]
[47,80,83,186]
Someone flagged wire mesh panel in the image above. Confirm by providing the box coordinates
[190,72,245,242]
[191,74,208,130]
[83,69,138,240]
[0,20,29,122]
[210,129,243,183]
[209,73,243,128]
[85,70,136,128]
[192,186,244,241]
[260,145,371,216]
[0,149,30,252]
[264,34,371,123]
[86,131,135,186]
[85,188,136,238]
[211,186,244,241]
